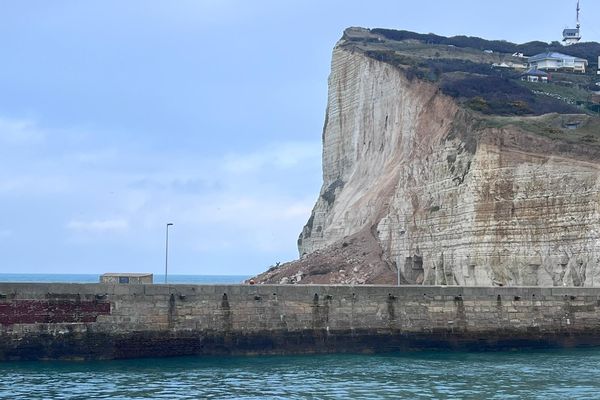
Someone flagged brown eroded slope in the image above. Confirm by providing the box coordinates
[250,29,600,286]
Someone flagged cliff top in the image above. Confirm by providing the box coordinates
[340,27,600,118]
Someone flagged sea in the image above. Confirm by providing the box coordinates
[3,274,600,399]
[0,273,249,285]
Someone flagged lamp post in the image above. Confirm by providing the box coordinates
[165,223,174,284]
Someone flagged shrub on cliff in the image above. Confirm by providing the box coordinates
[441,76,580,115]
[363,50,508,80]
[441,76,530,101]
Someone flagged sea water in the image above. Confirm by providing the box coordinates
[3,350,600,399]
[0,274,249,284]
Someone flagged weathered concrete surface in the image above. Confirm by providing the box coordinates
[254,36,600,287]
[3,283,600,360]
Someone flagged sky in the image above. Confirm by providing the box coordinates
[1,0,599,276]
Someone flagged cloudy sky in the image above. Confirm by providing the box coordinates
[1,0,598,276]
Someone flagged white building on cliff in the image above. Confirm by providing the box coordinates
[528,52,588,73]
[562,0,582,45]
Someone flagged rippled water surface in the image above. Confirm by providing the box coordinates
[4,349,600,399]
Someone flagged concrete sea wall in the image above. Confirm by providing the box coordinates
[2,283,600,360]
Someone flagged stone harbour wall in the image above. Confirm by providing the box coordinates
[2,283,600,360]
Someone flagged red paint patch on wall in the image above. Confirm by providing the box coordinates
[0,300,111,325]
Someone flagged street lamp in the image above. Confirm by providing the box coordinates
[165,223,174,284]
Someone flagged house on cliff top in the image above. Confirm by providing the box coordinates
[521,68,549,83]
[528,52,588,73]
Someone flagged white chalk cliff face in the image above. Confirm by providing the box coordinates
[295,43,600,287]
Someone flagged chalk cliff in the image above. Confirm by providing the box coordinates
[253,28,600,286]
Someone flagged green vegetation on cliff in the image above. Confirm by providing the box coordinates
[341,28,600,117]
[370,28,600,66]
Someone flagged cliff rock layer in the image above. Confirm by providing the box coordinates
[253,31,600,287]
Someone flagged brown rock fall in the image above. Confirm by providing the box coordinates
[251,33,600,287]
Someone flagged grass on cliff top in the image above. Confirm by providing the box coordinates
[341,28,600,118]
[481,113,600,145]
[368,28,600,67]
[359,40,525,66]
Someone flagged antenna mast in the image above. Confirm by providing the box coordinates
[562,0,582,45]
